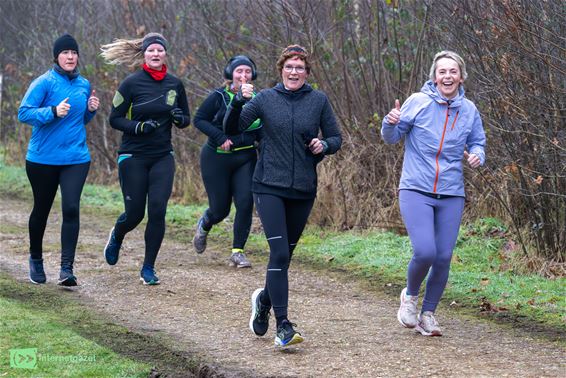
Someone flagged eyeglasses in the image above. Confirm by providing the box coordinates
[283,65,306,74]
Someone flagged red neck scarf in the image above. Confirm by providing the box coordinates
[142,63,167,81]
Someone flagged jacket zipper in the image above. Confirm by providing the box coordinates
[433,107,459,193]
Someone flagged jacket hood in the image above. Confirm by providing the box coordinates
[421,80,465,107]
[273,82,313,97]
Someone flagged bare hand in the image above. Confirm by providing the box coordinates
[240,76,254,99]
[88,89,99,112]
[385,99,401,124]
[56,97,71,117]
[309,138,324,155]
[220,139,233,151]
[464,151,481,168]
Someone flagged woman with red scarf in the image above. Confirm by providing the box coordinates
[100,33,190,285]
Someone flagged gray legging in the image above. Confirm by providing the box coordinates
[399,189,465,313]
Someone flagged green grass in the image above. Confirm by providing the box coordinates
[1,297,149,376]
[0,274,205,377]
[1,160,564,336]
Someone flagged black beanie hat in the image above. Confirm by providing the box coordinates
[53,34,79,59]
[223,55,257,80]
[142,34,168,52]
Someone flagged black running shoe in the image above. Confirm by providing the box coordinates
[58,266,77,287]
[29,257,46,284]
[274,320,304,347]
[249,288,271,336]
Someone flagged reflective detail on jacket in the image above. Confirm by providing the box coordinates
[381,80,486,197]
[18,69,94,165]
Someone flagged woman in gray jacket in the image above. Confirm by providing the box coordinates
[224,45,341,348]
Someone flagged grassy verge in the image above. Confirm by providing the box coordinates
[0,274,208,377]
[1,161,564,338]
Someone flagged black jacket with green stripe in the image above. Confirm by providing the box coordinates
[193,87,261,152]
[109,69,190,157]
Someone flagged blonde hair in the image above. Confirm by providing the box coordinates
[100,32,166,68]
[429,50,468,81]
[276,44,311,75]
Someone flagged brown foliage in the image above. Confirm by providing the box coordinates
[0,0,564,262]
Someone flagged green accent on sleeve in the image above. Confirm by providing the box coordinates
[112,91,124,108]
[224,88,261,132]
[127,103,133,120]
[167,90,176,106]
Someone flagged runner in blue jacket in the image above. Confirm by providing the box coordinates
[382,50,486,336]
[18,34,99,286]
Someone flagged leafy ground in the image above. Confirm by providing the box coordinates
[0,200,564,376]
[0,161,564,376]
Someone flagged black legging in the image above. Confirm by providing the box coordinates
[113,153,175,268]
[253,193,314,320]
[26,160,90,266]
[200,145,256,249]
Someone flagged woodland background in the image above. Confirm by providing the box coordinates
[0,0,564,265]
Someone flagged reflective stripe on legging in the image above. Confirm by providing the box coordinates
[254,193,314,319]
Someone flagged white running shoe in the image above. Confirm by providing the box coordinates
[415,311,442,336]
[397,287,418,328]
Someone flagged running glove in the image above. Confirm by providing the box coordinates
[135,120,159,135]
[170,108,184,126]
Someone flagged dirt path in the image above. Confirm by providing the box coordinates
[1,197,564,377]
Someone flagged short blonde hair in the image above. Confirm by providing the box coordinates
[276,44,311,75]
[429,50,468,81]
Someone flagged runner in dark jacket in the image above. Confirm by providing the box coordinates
[192,55,261,268]
[100,33,190,285]
[224,45,341,347]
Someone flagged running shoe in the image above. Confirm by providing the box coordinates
[58,265,77,287]
[249,288,270,336]
[274,320,304,347]
[397,287,418,328]
[192,216,209,254]
[140,265,160,285]
[29,257,46,284]
[104,227,122,265]
[229,249,252,268]
[415,311,442,336]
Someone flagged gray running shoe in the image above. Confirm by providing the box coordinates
[397,287,418,328]
[229,250,252,268]
[192,216,209,254]
[415,311,442,336]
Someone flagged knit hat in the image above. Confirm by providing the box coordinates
[53,34,79,59]
[224,55,257,80]
[142,34,168,52]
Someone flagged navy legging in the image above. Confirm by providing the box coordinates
[399,189,465,313]
[254,193,314,320]
[200,145,256,249]
[113,153,175,268]
[26,160,90,267]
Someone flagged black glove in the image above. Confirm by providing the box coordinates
[170,108,184,126]
[135,120,159,135]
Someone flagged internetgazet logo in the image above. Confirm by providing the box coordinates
[9,348,37,369]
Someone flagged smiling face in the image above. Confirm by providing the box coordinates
[281,56,308,91]
[433,57,463,99]
[57,50,78,72]
[144,43,167,70]
[231,64,253,91]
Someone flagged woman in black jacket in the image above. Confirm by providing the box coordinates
[224,45,341,347]
[100,33,190,285]
[192,55,261,268]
